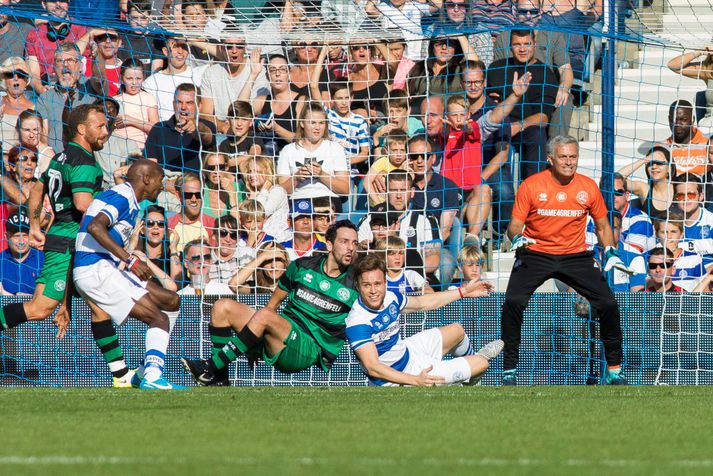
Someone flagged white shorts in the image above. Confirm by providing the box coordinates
[385,328,472,386]
[73,259,149,326]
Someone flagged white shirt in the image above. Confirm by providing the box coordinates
[178,280,233,295]
[143,67,203,121]
[201,63,269,121]
[375,1,430,61]
[276,140,349,199]
[253,185,291,242]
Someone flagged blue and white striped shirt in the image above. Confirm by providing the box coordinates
[75,183,140,269]
[345,290,409,385]
[327,108,370,158]
[585,204,657,253]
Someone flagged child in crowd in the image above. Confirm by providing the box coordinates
[375,236,433,294]
[218,100,263,171]
[364,130,408,207]
[372,89,425,154]
[235,199,275,268]
[310,46,370,170]
[443,94,492,238]
[112,57,159,149]
[449,245,486,289]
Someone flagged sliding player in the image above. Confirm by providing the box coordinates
[181,220,359,386]
[346,253,503,386]
[73,159,183,390]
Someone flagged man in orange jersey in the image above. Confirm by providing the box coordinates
[665,100,709,177]
[500,135,633,386]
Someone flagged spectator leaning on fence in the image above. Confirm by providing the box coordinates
[179,239,233,296]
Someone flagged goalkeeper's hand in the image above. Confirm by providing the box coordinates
[603,246,635,275]
[509,234,536,252]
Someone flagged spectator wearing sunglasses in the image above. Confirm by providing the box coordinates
[0,57,35,150]
[129,204,182,284]
[645,248,684,293]
[75,28,123,97]
[209,214,241,285]
[169,172,216,254]
[178,239,233,295]
[589,173,656,254]
[654,212,711,292]
[201,152,239,219]
[617,145,676,220]
[673,173,713,247]
[199,36,269,135]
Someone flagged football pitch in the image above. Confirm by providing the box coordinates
[1,386,712,476]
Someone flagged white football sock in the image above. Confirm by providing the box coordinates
[143,327,169,382]
[167,310,179,334]
[452,334,475,357]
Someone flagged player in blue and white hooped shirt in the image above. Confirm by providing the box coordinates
[345,254,502,387]
[73,160,184,390]
[375,236,433,294]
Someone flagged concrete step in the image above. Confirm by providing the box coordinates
[590,103,671,125]
[586,121,671,143]
[618,68,704,89]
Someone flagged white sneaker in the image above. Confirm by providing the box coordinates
[112,369,137,388]
[475,339,504,361]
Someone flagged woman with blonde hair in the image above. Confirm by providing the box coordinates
[243,155,290,242]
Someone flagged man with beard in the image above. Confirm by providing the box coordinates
[0,104,107,339]
[182,220,360,386]
[36,42,96,151]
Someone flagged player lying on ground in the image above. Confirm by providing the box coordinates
[182,220,359,386]
[73,159,183,390]
[346,253,502,386]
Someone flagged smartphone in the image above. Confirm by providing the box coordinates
[254,112,274,129]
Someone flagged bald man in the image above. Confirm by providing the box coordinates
[73,159,184,390]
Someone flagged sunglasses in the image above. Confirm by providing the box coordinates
[298,42,319,49]
[16,154,37,163]
[350,45,369,51]
[517,7,540,15]
[2,71,29,80]
[219,229,238,240]
[189,253,213,262]
[95,33,120,43]
[204,163,227,171]
[226,43,246,50]
[146,219,165,228]
[408,153,428,162]
[649,160,668,166]
[674,192,699,201]
[446,1,466,8]
[182,191,202,200]
[613,189,627,196]
[648,261,675,270]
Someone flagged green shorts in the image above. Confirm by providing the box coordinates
[36,250,72,301]
[263,318,321,374]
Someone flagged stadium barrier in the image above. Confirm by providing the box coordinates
[1,293,711,387]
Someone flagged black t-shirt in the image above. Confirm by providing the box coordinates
[218,135,264,158]
[119,29,164,77]
[144,117,217,173]
[485,58,558,121]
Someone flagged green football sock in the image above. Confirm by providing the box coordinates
[91,320,128,378]
[210,327,260,371]
[208,325,233,357]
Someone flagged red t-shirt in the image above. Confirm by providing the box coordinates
[442,120,483,191]
[25,23,88,77]
[0,203,8,252]
[512,170,608,255]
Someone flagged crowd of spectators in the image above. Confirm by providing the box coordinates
[0,0,712,297]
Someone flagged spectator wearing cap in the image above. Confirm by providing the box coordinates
[144,83,216,173]
[312,196,336,246]
[142,37,204,122]
[0,212,44,296]
[645,248,685,293]
[0,0,31,68]
[24,0,89,93]
[35,42,95,152]
[0,57,35,148]
[280,198,327,261]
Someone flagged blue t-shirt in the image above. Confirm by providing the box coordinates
[411,172,462,218]
[0,248,44,295]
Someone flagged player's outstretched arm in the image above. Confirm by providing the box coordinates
[354,343,446,387]
[594,215,635,275]
[266,287,289,311]
[403,281,493,314]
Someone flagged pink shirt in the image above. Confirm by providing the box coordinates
[25,24,88,76]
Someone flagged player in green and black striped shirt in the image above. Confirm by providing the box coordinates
[182,220,360,386]
[0,105,106,338]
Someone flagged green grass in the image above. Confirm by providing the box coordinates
[1,387,712,476]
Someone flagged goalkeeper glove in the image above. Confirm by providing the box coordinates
[603,246,634,275]
[509,234,536,252]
